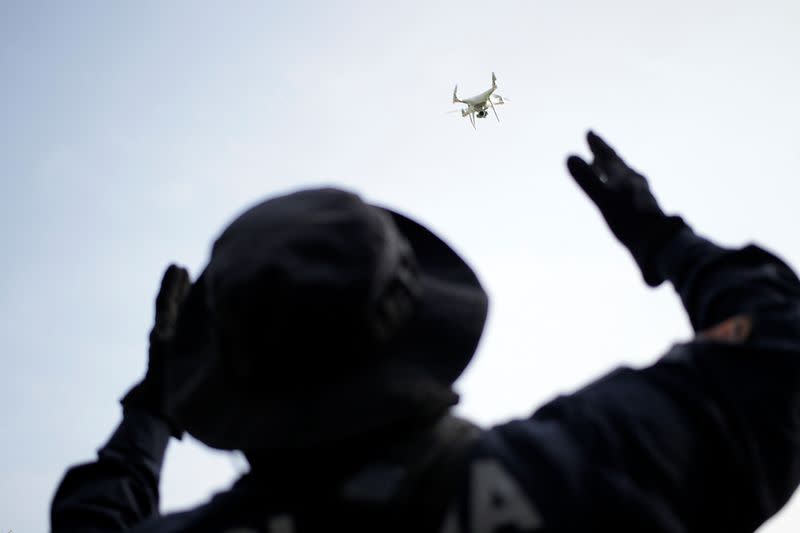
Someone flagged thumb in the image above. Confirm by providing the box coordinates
[567,155,607,205]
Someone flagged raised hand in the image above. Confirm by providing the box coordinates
[567,131,687,286]
[121,264,191,437]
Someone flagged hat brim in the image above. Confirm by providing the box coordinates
[167,208,489,451]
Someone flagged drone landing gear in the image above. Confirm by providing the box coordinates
[489,98,500,122]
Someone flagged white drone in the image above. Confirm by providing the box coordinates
[451,72,508,129]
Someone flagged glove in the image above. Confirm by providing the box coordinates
[567,131,688,287]
[121,264,191,437]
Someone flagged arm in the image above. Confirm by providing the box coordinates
[484,133,800,532]
[51,266,191,532]
[575,133,800,530]
[51,410,171,532]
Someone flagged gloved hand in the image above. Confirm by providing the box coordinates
[567,131,688,286]
[121,264,191,437]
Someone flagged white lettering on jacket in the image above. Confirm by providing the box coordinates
[440,458,543,533]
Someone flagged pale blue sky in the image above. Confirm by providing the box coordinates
[2,1,800,532]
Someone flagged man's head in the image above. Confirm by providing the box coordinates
[166,188,488,451]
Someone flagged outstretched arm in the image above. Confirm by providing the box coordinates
[572,133,800,529]
[481,133,800,532]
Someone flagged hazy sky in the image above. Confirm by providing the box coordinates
[2,1,800,532]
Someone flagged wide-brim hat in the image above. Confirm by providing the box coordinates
[166,188,488,451]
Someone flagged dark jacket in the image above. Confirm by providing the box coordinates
[51,228,800,532]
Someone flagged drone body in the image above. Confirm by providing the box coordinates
[452,72,508,129]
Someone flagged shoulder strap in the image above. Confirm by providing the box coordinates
[408,416,481,530]
[337,415,481,531]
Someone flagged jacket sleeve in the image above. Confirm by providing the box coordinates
[51,409,171,532]
[486,227,800,533]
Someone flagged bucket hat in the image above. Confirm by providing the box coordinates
[166,188,488,450]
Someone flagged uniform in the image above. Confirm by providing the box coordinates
[52,225,800,532]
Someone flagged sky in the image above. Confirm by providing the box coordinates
[2,1,800,531]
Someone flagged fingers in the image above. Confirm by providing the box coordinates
[154,264,191,337]
[586,130,618,160]
[567,155,607,204]
[586,131,634,185]
[156,264,191,310]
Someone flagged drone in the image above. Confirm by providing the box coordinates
[451,72,508,129]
